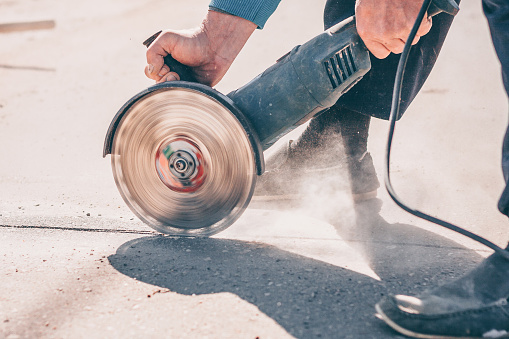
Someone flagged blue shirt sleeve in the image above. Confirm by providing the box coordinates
[209,0,282,29]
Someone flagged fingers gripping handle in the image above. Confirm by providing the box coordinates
[160,54,198,83]
[428,0,459,17]
[143,30,198,83]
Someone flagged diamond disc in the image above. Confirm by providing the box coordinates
[111,86,256,236]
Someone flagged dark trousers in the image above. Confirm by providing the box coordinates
[310,0,457,191]
[321,0,509,219]
[483,0,509,217]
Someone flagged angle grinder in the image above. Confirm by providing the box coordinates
[103,0,459,236]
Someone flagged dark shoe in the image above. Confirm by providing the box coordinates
[252,137,347,202]
[375,249,509,338]
[252,138,379,203]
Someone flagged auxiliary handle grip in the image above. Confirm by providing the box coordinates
[142,30,198,83]
[428,0,459,17]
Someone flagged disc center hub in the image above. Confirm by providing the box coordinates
[174,159,187,172]
[155,138,206,192]
[169,151,194,178]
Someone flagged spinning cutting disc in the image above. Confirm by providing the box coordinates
[111,86,256,236]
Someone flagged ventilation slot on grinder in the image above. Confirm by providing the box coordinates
[324,45,358,89]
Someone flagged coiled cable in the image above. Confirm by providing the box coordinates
[384,0,509,260]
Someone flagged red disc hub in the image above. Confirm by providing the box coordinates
[155,137,206,193]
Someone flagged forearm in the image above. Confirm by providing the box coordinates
[145,9,256,86]
[201,9,257,69]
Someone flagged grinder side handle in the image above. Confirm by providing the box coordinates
[161,54,198,83]
[142,30,198,83]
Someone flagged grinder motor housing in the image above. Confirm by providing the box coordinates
[227,16,370,150]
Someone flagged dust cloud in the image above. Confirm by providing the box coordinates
[254,126,359,235]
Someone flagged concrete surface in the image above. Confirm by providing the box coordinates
[0,0,508,338]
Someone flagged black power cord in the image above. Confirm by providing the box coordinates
[384,0,509,260]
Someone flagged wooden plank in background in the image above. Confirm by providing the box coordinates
[0,20,55,33]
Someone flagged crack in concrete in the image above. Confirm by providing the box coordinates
[0,224,157,235]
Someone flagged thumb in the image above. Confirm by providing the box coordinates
[416,15,432,37]
[145,32,176,80]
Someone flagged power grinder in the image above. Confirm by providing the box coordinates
[103,0,459,236]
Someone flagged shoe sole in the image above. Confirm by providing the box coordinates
[374,303,509,339]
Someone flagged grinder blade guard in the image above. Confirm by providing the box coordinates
[104,17,372,236]
[109,83,258,236]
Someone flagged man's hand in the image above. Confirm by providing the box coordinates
[355,0,432,59]
[145,10,256,87]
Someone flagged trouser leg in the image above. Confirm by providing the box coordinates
[300,0,458,196]
[498,127,509,215]
[483,0,509,217]
[300,107,379,196]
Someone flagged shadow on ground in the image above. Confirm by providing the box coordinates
[109,199,482,338]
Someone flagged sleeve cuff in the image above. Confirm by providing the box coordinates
[209,0,281,29]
